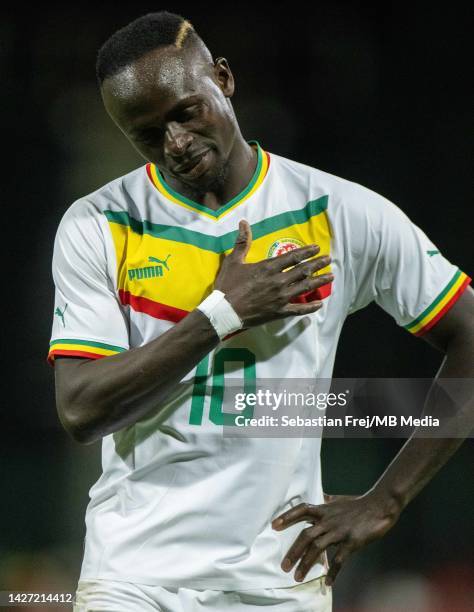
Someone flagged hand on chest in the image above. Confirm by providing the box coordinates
[108,206,332,319]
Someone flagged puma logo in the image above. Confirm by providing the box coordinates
[148,254,172,270]
[55,303,68,327]
[127,255,172,281]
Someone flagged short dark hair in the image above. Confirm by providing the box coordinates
[96,11,199,85]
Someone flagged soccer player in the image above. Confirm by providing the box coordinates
[49,12,473,612]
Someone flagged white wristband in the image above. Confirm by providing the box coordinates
[197,290,243,339]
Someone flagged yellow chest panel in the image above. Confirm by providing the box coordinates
[107,202,331,316]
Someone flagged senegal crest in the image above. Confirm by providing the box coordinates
[267,237,305,258]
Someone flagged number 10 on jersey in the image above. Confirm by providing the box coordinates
[189,348,256,426]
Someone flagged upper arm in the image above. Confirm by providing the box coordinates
[421,286,474,353]
[49,200,130,416]
[343,185,471,343]
[49,200,129,365]
[54,356,91,430]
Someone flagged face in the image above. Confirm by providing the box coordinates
[101,45,237,190]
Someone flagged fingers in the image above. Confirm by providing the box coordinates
[280,524,327,573]
[280,529,352,585]
[270,244,320,271]
[272,502,323,531]
[274,504,352,583]
[275,253,333,310]
[283,254,331,284]
[230,220,252,263]
[279,298,324,317]
[294,533,335,582]
[286,273,334,302]
[325,545,351,586]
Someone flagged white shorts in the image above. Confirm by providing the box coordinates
[73,577,332,611]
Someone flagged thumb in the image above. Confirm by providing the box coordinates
[231,220,252,262]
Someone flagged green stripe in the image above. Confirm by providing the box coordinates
[404,269,462,330]
[50,339,127,352]
[105,195,328,254]
[155,141,264,218]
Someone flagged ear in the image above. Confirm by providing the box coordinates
[213,57,235,97]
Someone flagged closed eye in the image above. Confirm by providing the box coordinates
[136,127,164,146]
[175,103,203,122]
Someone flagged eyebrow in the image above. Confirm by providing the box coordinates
[169,94,202,113]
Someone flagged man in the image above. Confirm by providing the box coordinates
[49,11,473,612]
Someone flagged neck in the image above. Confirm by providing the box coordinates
[161,134,257,211]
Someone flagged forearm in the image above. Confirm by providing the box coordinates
[56,231,330,444]
[367,330,474,513]
[273,339,472,587]
[56,309,219,443]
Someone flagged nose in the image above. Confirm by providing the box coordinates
[165,122,194,158]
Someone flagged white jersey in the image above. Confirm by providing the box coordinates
[49,142,470,589]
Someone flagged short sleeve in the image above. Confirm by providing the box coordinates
[48,199,130,364]
[344,184,471,336]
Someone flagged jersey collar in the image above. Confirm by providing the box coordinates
[146,141,270,221]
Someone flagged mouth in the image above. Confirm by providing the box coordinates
[174,149,212,178]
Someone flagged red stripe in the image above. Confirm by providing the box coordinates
[145,163,154,185]
[222,281,330,340]
[414,276,471,336]
[47,349,106,365]
[119,290,190,323]
[316,282,332,300]
[290,282,332,304]
[223,328,246,341]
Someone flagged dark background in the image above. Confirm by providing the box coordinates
[2,3,472,611]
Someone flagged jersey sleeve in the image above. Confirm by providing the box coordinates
[344,184,471,336]
[48,199,130,364]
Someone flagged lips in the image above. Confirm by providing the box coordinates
[174,149,210,174]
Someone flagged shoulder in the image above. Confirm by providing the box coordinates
[59,164,147,224]
[268,149,404,222]
[55,165,147,251]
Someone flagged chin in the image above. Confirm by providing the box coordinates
[187,159,228,192]
[205,159,229,190]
